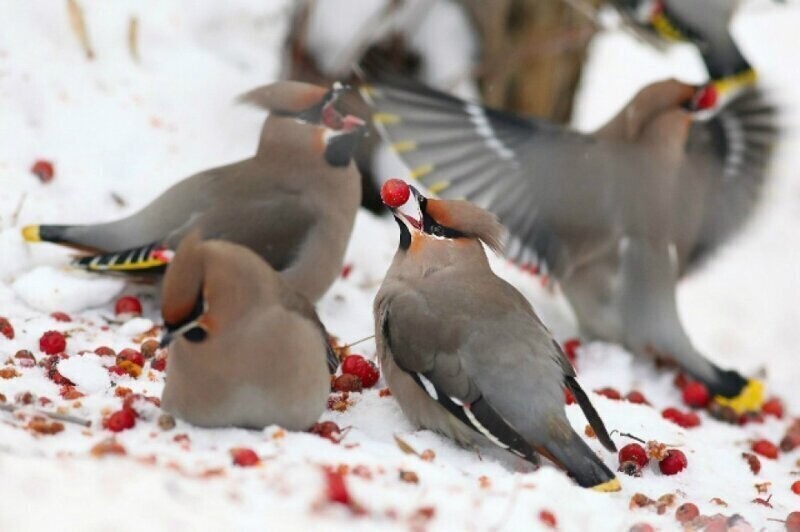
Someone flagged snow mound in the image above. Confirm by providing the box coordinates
[12,266,124,312]
[58,355,111,394]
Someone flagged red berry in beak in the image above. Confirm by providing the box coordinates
[692,85,717,111]
[381,179,411,208]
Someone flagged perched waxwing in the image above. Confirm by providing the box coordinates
[609,0,758,94]
[362,70,778,413]
[374,179,620,491]
[22,81,366,303]
[159,232,332,430]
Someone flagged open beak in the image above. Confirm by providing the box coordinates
[322,83,367,133]
[390,185,424,230]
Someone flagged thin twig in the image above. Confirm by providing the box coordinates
[0,403,92,428]
[10,192,27,227]
[610,430,646,444]
[333,334,376,352]
[127,16,140,63]
[67,0,95,60]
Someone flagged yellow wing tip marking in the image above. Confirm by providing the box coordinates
[21,225,41,242]
[410,163,434,180]
[591,477,621,493]
[712,69,758,95]
[427,181,450,195]
[391,140,417,153]
[714,379,764,414]
[651,13,683,41]
[373,112,400,125]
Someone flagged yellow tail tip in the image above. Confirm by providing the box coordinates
[591,477,621,492]
[714,379,764,414]
[21,225,41,242]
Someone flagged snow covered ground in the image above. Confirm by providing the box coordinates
[0,1,799,530]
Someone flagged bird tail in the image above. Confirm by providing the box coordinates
[564,376,616,453]
[541,427,620,492]
[21,224,98,252]
[71,242,172,275]
[685,86,779,272]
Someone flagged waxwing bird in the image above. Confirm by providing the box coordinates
[374,179,620,491]
[22,81,366,303]
[362,69,778,413]
[608,0,759,94]
[159,232,332,430]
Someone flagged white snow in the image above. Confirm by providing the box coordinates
[12,266,124,312]
[0,1,799,531]
[57,354,111,394]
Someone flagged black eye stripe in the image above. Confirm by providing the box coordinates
[183,326,207,343]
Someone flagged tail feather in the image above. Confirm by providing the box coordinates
[565,376,616,453]
[542,430,619,491]
[22,224,102,253]
[685,86,779,271]
[72,243,172,275]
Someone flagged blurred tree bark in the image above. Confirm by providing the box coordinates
[281,0,605,210]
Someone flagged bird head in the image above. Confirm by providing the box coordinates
[380,179,505,253]
[159,231,210,348]
[239,81,367,167]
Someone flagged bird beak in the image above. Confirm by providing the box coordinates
[391,185,424,230]
[321,83,367,132]
[159,320,200,348]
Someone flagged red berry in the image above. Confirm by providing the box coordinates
[538,510,557,528]
[151,357,167,372]
[340,263,353,279]
[106,409,136,432]
[619,443,648,469]
[692,85,718,111]
[39,330,66,354]
[791,481,800,495]
[380,179,411,208]
[762,397,784,419]
[332,373,362,392]
[310,421,343,443]
[50,312,71,322]
[625,390,650,405]
[30,160,55,183]
[675,502,699,524]
[680,411,701,428]
[682,381,710,408]
[231,447,260,467]
[341,354,379,388]
[595,387,622,400]
[108,365,127,376]
[788,512,800,532]
[658,449,687,475]
[94,346,115,357]
[114,296,142,317]
[324,468,351,505]
[562,338,581,366]
[662,407,683,423]
[0,317,15,339]
[751,439,779,460]
[117,348,144,367]
[564,388,575,405]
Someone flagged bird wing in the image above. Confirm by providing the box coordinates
[361,68,611,276]
[378,281,544,462]
[683,87,778,271]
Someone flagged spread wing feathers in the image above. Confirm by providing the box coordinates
[685,86,779,271]
[360,68,584,275]
[72,242,172,275]
[381,307,539,464]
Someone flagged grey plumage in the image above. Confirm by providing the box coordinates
[159,232,330,430]
[23,81,365,303]
[375,187,620,490]
[609,0,753,82]
[363,70,777,405]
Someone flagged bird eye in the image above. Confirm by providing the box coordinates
[183,326,207,343]
[432,225,445,237]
